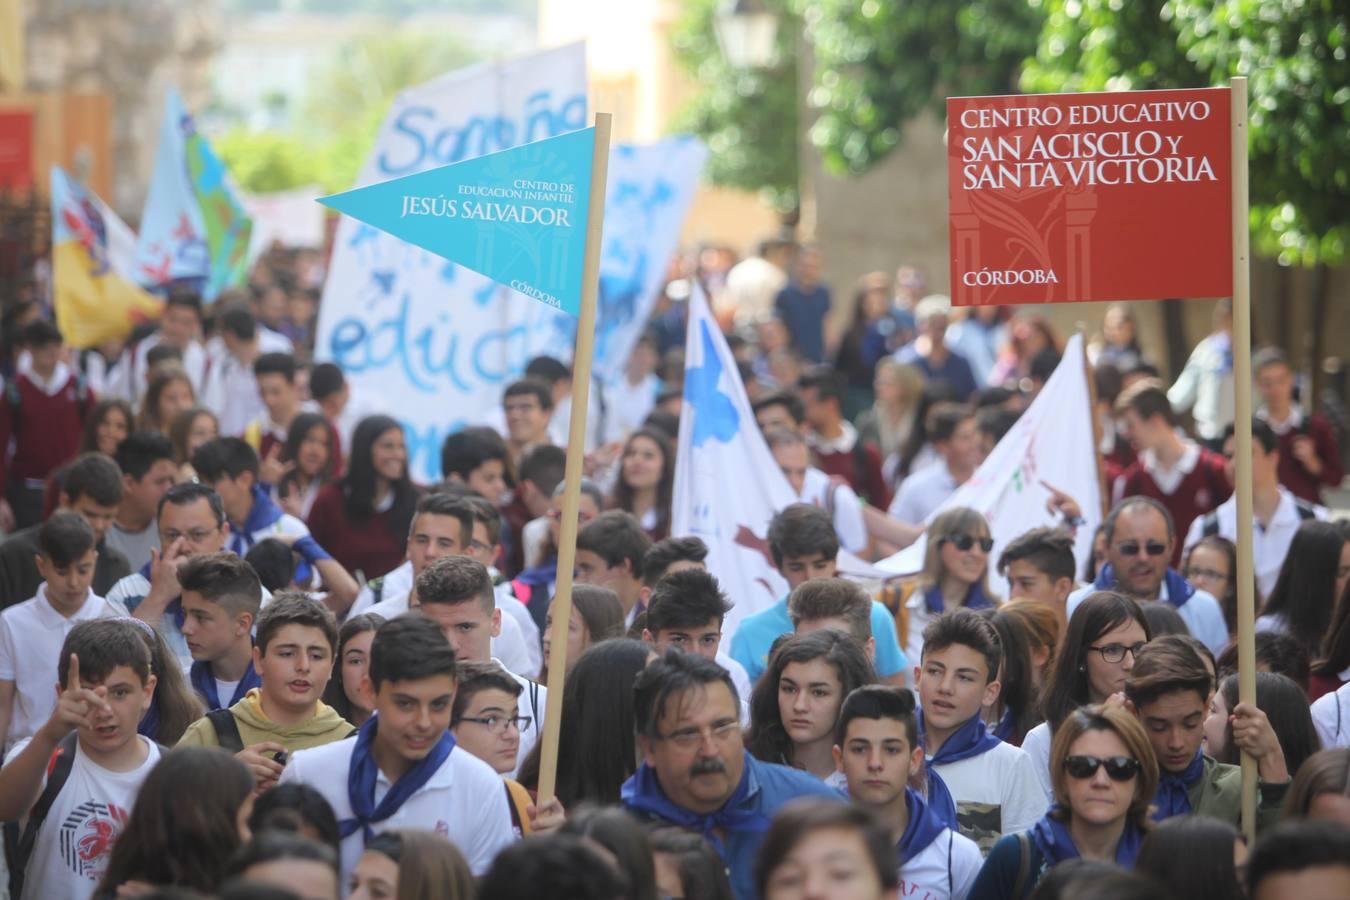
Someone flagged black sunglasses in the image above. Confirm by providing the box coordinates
[1063,755,1141,781]
[1116,541,1168,557]
[943,534,994,553]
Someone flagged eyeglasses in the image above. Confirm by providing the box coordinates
[1185,567,1227,583]
[1063,755,1142,781]
[162,527,219,544]
[457,714,532,735]
[942,534,994,553]
[1087,642,1147,664]
[1116,541,1168,557]
[659,720,740,750]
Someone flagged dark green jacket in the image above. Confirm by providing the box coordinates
[1187,755,1288,834]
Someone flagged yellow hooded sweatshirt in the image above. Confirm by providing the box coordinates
[177,688,354,751]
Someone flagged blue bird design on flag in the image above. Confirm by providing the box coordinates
[685,320,740,447]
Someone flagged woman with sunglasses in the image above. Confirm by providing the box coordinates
[1022,591,1152,804]
[969,704,1158,900]
[901,506,1000,664]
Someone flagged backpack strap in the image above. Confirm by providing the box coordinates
[504,779,534,835]
[1011,831,1033,899]
[9,732,80,898]
[207,708,246,754]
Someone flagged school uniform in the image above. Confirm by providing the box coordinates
[279,721,514,883]
[0,586,118,751]
[1311,680,1350,749]
[894,787,984,900]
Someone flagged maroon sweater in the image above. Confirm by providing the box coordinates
[0,371,93,488]
[306,483,408,580]
[1114,446,1232,567]
[1274,414,1344,503]
[815,443,893,511]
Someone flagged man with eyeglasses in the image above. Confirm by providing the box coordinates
[105,482,237,666]
[621,649,839,900]
[1067,497,1229,653]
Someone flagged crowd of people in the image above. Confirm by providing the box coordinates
[0,238,1348,900]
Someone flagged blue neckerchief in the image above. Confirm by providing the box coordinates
[189,658,261,711]
[138,703,161,740]
[231,485,313,583]
[922,580,996,616]
[925,765,960,833]
[1152,750,1205,820]
[921,710,1002,766]
[137,561,186,631]
[1094,564,1195,609]
[1030,809,1144,867]
[339,715,456,842]
[897,787,949,865]
[620,752,770,855]
[515,560,556,587]
[992,708,1018,744]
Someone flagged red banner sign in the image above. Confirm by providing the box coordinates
[947,87,1232,306]
[0,110,33,192]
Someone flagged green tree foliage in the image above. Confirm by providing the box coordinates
[217,32,476,195]
[669,0,801,211]
[1024,0,1348,265]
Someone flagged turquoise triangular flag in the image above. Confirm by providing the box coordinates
[319,127,594,316]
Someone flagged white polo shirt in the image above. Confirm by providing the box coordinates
[1182,488,1326,597]
[0,586,118,752]
[280,733,515,882]
[1311,678,1350,749]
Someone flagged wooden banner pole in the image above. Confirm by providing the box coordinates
[535,112,613,805]
[1229,77,1257,843]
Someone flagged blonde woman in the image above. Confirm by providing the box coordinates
[898,506,1000,664]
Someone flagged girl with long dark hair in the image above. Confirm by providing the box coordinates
[80,398,133,457]
[1257,520,1347,657]
[306,415,420,579]
[609,426,675,540]
[980,607,1043,746]
[1021,592,1152,804]
[275,411,337,519]
[746,630,877,782]
[321,613,384,728]
[1205,672,1321,777]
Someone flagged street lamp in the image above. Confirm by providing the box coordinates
[714,0,781,70]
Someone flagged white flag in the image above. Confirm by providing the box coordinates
[672,285,793,635]
[876,332,1102,581]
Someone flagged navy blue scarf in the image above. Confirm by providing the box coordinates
[925,766,960,833]
[897,787,949,864]
[621,753,770,854]
[1094,563,1195,609]
[921,710,1002,766]
[922,580,996,615]
[1152,750,1205,820]
[1030,809,1144,867]
[189,658,261,711]
[339,715,456,842]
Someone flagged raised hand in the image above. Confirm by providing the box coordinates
[259,445,295,487]
[41,654,112,741]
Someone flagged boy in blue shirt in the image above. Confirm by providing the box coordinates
[729,503,908,685]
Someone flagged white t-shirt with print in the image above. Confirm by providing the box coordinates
[932,741,1046,854]
[4,735,162,900]
[900,827,984,900]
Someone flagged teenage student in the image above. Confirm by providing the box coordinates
[835,685,983,900]
[177,551,263,712]
[279,616,514,881]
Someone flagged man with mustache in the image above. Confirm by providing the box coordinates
[621,649,840,900]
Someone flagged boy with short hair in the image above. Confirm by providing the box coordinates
[449,660,544,836]
[0,618,162,899]
[191,437,311,556]
[280,616,514,882]
[178,592,351,790]
[789,577,876,661]
[1125,635,1289,830]
[108,432,177,571]
[501,378,555,466]
[0,513,116,752]
[461,495,540,678]
[177,551,263,711]
[246,351,304,461]
[996,526,1077,619]
[0,319,96,530]
[729,503,909,684]
[575,510,652,626]
[834,685,982,899]
[916,609,1043,852]
[416,556,544,773]
[441,427,511,506]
